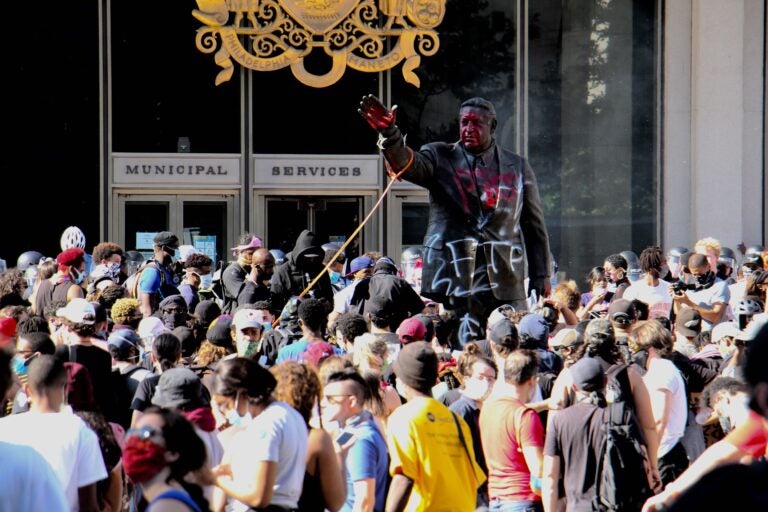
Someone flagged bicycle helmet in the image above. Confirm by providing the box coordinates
[620,250,643,282]
[60,226,86,251]
[269,249,286,266]
[718,246,737,269]
[16,250,45,271]
[735,297,764,317]
[666,246,689,259]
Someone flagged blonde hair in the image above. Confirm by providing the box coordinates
[694,237,722,259]
[352,333,389,370]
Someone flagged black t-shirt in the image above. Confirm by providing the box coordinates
[57,344,116,421]
[449,395,487,475]
[544,402,611,509]
[131,374,161,412]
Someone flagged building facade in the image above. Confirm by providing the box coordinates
[2,0,765,286]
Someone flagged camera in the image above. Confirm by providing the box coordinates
[671,280,693,295]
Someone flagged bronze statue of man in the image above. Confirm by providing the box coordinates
[359,94,552,343]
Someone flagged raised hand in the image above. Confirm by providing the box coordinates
[358,94,398,132]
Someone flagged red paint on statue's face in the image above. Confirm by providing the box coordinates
[459,107,495,153]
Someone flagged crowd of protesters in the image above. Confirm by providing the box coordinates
[0,226,767,512]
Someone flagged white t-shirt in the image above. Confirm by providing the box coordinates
[726,280,746,321]
[332,279,362,314]
[623,279,673,319]
[643,358,687,458]
[0,441,68,512]
[227,401,309,511]
[0,411,107,511]
[686,278,730,331]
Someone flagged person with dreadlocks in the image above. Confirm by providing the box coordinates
[623,246,674,320]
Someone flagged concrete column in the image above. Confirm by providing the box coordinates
[665,0,765,251]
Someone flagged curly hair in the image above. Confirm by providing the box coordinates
[0,269,27,297]
[271,361,323,427]
[91,242,124,264]
[185,253,213,270]
[110,298,142,325]
[193,341,227,367]
[336,312,368,342]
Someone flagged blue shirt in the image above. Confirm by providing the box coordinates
[341,413,389,512]
[138,262,175,298]
[275,339,344,364]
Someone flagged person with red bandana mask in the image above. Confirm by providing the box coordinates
[359,95,552,345]
[123,406,210,512]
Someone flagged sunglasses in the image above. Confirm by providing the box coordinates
[126,425,162,441]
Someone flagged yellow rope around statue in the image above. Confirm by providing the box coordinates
[271,149,414,329]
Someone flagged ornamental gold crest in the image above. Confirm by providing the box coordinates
[192,0,446,88]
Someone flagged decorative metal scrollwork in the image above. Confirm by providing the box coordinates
[193,0,446,88]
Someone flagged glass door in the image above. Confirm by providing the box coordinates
[388,192,429,268]
[114,193,236,263]
[265,196,363,258]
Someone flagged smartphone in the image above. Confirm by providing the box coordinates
[738,314,749,330]
[335,431,354,445]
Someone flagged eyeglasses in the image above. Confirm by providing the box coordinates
[322,394,352,404]
[126,425,162,441]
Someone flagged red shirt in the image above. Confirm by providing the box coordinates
[725,409,768,458]
[479,397,544,502]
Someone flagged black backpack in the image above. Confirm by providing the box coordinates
[592,401,653,511]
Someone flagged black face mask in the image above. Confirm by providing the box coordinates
[693,271,715,290]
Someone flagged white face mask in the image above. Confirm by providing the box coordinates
[462,377,491,401]
[200,274,213,289]
[225,395,253,427]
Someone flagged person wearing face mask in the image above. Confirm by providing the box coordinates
[671,252,730,332]
[178,252,214,312]
[237,248,276,307]
[90,241,124,286]
[211,357,308,512]
[134,231,182,318]
[231,308,264,359]
[603,253,631,303]
[221,234,263,314]
[32,247,87,316]
[450,347,498,508]
[109,329,152,430]
[123,406,210,512]
[270,229,334,313]
[0,354,107,512]
[6,331,56,415]
[158,295,191,331]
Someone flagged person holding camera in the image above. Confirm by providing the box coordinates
[670,253,730,332]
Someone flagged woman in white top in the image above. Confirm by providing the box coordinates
[211,357,308,512]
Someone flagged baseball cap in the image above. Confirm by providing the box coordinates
[570,357,606,392]
[675,307,702,338]
[345,256,374,278]
[151,368,209,410]
[518,314,549,346]
[549,328,580,349]
[488,318,519,348]
[206,314,234,347]
[487,304,515,328]
[108,328,142,352]
[232,308,264,331]
[585,318,615,345]
[138,317,172,339]
[607,299,636,325]
[374,256,398,273]
[153,231,179,249]
[396,317,427,344]
[231,236,263,252]
[57,298,96,325]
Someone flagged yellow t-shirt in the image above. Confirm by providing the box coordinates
[387,396,485,512]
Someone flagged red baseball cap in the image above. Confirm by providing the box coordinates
[396,317,427,344]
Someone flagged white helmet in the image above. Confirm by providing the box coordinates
[60,226,86,251]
